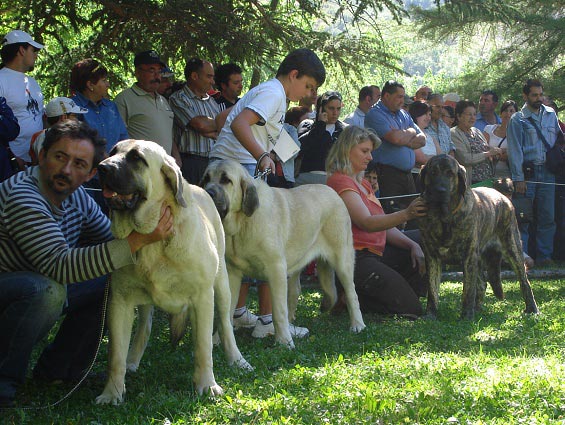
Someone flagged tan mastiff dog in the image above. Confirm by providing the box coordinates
[419,154,539,319]
[201,159,366,348]
[95,140,251,405]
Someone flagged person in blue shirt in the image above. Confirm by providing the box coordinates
[70,58,129,213]
[475,89,501,132]
[70,58,128,153]
[364,80,426,214]
[507,79,562,266]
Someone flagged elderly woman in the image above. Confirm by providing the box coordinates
[297,90,346,185]
[70,58,128,153]
[325,125,427,317]
[483,100,518,178]
[451,100,501,185]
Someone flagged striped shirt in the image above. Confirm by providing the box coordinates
[169,85,221,156]
[0,167,134,284]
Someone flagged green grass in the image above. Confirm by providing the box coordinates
[3,278,565,424]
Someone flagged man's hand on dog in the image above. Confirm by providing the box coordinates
[127,204,174,253]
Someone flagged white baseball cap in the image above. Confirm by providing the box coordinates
[45,97,88,118]
[2,30,44,50]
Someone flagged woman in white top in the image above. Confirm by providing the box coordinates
[483,100,518,178]
[409,101,441,175]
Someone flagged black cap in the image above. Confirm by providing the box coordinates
[134,50,165,67]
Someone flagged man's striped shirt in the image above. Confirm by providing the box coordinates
[0,167,133,283]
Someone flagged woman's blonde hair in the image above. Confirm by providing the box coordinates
[325,125,381,178]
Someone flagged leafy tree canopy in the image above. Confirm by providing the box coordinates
[0,0,409,100]
[412,0,564,106]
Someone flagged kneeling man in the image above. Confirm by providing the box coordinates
[0,121,172,407]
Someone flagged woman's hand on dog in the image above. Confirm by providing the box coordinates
[405,197,428,219]
[127,204,174,253]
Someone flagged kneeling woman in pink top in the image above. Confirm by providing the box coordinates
[326,125,428,318]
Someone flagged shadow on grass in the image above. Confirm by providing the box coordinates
[6,278,564,424]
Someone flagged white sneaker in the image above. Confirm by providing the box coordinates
[251,317,275,338]
[251,317,310,339]
[233,309,258,329]
[289,323,309,339]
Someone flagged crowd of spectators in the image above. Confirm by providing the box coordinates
[1,29,564,407]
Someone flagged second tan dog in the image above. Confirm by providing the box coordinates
[201,159,366,348]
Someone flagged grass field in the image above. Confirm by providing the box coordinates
[3,277,565,424]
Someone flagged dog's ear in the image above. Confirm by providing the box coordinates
[161,155,188,208]
[419,163,428,191]
[457,162,467,196]
[240,176,259,217]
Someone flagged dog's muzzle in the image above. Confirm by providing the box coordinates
[97,161,144,211]
[204,184,229,219]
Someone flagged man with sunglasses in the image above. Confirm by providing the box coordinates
[114,50,180,164]
[0,30,45,171]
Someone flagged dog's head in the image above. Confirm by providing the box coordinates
[420,154,467,219]
[97,140,186,235]
[200,159,259,220]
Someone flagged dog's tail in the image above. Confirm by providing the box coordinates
[169,306,190,346]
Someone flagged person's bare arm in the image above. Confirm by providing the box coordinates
[340,191,427,232]
[383,128,426,149]
[231,108,275,171]
[215,107,233,133]
[189,116,218,135]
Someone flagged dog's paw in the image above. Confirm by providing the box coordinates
[95,391,123,405]
[524,305,540,315]
[232,356,254,371]
[196,383,224,397]
[350,322,366,333]
[125,362,139,373]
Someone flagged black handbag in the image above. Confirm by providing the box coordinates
[512,195,534,223]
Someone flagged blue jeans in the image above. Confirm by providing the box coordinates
[0,272,107,399]
[521,164,556,260]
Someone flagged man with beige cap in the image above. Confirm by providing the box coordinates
[0,30,45,169]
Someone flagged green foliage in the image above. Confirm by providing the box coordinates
[0,0,408,102]
[4,277,565,424]
[412,0,565,105]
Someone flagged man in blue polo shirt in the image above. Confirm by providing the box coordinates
[364,80,426,212]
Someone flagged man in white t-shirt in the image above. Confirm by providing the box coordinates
[0,30,45,168]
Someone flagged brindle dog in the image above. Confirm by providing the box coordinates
[418,154,539,319]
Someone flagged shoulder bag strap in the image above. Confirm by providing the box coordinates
[526,116,551,151]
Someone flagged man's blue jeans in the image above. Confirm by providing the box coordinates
[0,272,107,399]
[521,164,556,261]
